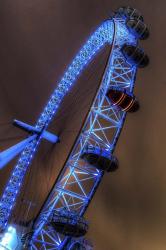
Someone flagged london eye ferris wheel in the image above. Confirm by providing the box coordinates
[0,6,149,250]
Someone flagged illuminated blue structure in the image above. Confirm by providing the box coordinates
[30,17,139,249]
[0,120,59,170]
[0,135,37,170]
[0,226,20,250]
[0,20,113,230]
[0,6,149,249]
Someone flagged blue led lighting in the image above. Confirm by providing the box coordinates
[0,20,115,230]
[29,17,138,249]
[0,135,37,170]
[0,14,139,249]
[0,226,20,250]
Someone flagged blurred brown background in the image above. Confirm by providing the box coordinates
[0,0,165,249]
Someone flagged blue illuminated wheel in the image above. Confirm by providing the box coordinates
[29,11,149,249]
[0,6,149,250]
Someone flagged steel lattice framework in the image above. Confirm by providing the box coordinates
[0,19,113,230]
[28,17,138,249]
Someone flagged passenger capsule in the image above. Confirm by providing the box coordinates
[121,44,149,68]
[115,6,144,21]
[68,239,93,250]
[50,209,88,237]
[69,242,86,250]
[126,18,149,40]
[81,146,119,172]
[107,87,139,113]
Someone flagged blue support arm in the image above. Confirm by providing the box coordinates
[0,135,37,170]
[42,130,60,143]
[0,19,127,232]
[13,119,59,144]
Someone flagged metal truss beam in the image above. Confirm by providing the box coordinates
[0,20,114,230]
[30,17,138,249]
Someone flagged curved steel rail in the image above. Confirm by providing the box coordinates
[30,17,137,249]
[0,19,114,230]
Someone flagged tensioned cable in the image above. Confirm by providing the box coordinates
[19,47,111,227]
[42,49,111,195]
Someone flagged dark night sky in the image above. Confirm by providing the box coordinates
[0,1,166,249]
